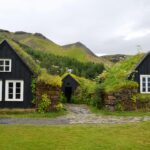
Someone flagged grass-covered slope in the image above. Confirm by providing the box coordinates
[100,53,145,92]
[0,29,111,66]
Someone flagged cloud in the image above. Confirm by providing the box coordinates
[0,0,150,55]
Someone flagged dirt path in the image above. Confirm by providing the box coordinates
[0,104,149,125]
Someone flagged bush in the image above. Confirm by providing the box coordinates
[136,94,150,102]
[55,102,64,111]
[38,94,51,113]
[60,93,67,103]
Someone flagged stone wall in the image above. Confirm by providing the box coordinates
[36,81,61,111]
[105,88,150,111]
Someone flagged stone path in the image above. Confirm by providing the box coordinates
[0,104,149,125]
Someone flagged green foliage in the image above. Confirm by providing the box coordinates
[37,94,51,113]
[99,53,144,92]
[60,93,67,103]
[135,94,150,102]
[38,69,62,87]
[55,103,64,111]
[31,77,36,104]
[115,102,124,111]
[18,43,105,79]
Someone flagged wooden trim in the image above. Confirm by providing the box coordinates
[140,75,150,93]
[5,80,24,101]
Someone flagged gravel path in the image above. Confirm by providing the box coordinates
[0,104,150,125]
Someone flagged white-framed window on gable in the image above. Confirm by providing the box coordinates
[0,59,12,72]
[5,80,24,101]
[140,75,150,93]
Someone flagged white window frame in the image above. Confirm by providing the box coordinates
[140,75,150,93]
[0,81,2,101]
[5,80,24,101]
[0,59,12,72]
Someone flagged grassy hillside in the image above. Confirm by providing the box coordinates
[0,29,111,66]
[101,54,129,63]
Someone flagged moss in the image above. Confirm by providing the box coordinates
[100,53,144,92]
[136,94,150,102]
[38,69,62,87]
[62,73,97,94]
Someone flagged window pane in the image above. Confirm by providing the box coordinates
[0,61,4,65]
[142,88,146,92]
[8,94,13,99]
[9,88,13,94]
[16,94,21,99]
[142,77,146,82]
[16,83,21,88]
[5,66,10,71]
[16,88,20,93]
[148,88,150,92]
[143,83,146,87]
[0,66,4,71]
[9,83,13,88]
[5,61,10,65]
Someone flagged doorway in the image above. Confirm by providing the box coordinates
[64,87,72,103]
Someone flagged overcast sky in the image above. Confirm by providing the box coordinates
[0,0,150,55]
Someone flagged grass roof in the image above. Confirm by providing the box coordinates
[0,37,62,87]
[100,53,145,93]
[62,73,98,93]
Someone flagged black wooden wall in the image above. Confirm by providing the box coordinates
[131,53,150,92]
[0,41,34,108]
[62,75,79,94]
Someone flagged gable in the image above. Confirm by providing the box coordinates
[0,40,34,75]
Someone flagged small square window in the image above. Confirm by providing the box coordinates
[5,61,10,65]
[142,78,146,82]
[5,66,10,71]
[8,94,13,99]
[9,83,13,88]
[16,94,21,99]
[142,88,146,92]
[16,83,21,88]
[0,66,4,71]
[0,61,4,65]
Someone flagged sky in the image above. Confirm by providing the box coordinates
[0,0,150,55]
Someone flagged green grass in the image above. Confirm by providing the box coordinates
[90,106,150,116]
[100,53,144,92]
[0,109,67,118]
[0,122,149,150]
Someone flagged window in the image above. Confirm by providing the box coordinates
[0,81,2,101]
[5,80,24,101]
[140,75,150,93]
[0,59,12,72]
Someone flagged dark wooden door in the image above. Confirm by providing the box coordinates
[65,87,72,103]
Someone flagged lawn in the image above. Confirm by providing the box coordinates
[0,109,67,118]
[0,122,149,150]
[90,106,150,116]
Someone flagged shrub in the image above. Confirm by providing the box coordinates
[136,94,150,102]
[38,94,51,113]
[60,93,67,103]
[55,102,64,111]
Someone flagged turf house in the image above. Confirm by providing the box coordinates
[62,74,79,103]
[99,52,150,111]
[0,40,62,111]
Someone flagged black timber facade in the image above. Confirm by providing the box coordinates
[0,40,34,108]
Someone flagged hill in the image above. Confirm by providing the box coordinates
[100,54,129,63]
[0,29,111,66]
